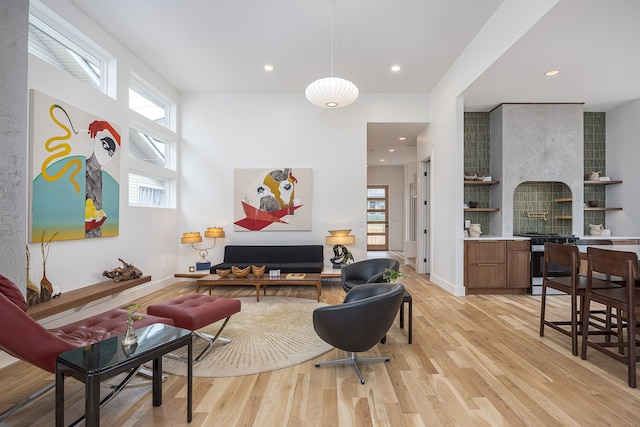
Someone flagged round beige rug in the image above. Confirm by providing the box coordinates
[159,296,332,377]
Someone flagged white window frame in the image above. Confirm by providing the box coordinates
[28,4,111,95]
[128,118,178,208]
[129,73,174,131]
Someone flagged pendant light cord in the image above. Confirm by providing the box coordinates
[330,0,336,77]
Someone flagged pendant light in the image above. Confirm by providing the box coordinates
[305,0,358,108]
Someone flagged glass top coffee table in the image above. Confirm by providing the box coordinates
[55,323,192,426]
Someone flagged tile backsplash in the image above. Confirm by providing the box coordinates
[464,111,607,236]
[583,112,606,234]
[464,113,491,234]
[512,181,572,234]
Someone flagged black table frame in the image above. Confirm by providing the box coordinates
[55,323,192,426]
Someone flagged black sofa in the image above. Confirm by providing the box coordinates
[210,245,324,274]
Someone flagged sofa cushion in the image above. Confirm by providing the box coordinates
[211,262,322,273]
[211,245,324,273]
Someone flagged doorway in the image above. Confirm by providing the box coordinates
[367,185,388,251]
[419,159,430,273]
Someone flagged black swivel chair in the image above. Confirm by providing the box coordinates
[341,258,400,292]
[341,258,412,344]
[313,283,405,384]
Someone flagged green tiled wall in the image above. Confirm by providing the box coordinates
[464,113,491,234]
[464,111,607,236]
[584,112,606,234]
[512,182,572,234]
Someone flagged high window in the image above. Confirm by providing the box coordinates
[127,75,177,208]
[28,12,106,93]
[129,128,168,168]
[128,127,176,208]
[129,78,170,129]
[128,173,168,207]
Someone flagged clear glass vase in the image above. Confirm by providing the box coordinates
[122,320,138,345]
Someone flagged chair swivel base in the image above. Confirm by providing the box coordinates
[315,351,390,384]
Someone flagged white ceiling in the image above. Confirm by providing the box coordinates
[67,0,640,166]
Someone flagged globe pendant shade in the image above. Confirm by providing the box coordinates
[305,77,359,108]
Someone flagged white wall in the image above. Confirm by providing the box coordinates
[420,0,559,295]
[605,99,640,237]
[0,0,184,369]
[367,165,404,251]
[179,93,429,267]
[26,0,181,294]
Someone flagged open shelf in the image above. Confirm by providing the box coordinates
[555,215,573,220]
[584,207,622,211]
[464,208,500,212]
[555,197,572,203]
[584,180,622,185]
[464,180,500,185]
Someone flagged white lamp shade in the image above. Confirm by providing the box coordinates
[305,77,359,108]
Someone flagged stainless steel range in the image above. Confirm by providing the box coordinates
[515,233,579,295]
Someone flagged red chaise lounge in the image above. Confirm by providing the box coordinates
[0,274,173,422]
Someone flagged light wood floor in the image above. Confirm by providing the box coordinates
[2,263,640,426]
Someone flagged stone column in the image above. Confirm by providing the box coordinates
[0,0,29,292]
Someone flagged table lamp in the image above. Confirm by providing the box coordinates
[325,229,355,269]
[181,227,225,271]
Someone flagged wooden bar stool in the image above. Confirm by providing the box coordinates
[539,243,620,356]
[581,247,640,388]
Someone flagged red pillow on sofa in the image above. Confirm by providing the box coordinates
[0,274,27,312]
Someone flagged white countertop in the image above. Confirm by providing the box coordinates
[463,236,530,241]
[576,236,640,240]
[464,235,640,241]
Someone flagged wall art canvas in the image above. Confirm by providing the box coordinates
[29,89,121,242]
[234,168,312,231]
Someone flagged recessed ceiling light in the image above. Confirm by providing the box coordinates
[391,65,400,72]
[398,137,406,141]
[380,159,386,162]
[264,65,274,71]
[545,69,559,76]
[389,149,395,152]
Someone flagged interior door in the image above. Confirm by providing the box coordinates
[367,185,388,251]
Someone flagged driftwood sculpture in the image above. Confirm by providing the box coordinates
[103,258,143,283]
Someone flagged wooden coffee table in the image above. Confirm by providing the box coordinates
[260,273,322,302]
[196,273,321,302]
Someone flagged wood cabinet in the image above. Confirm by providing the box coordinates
[506,240,531,289]
[464,240,530,294]
[465,240,506,290]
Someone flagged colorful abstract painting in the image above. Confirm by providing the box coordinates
[234,168,312,231]
[29,90,121,242]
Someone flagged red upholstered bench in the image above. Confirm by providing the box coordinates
[147,293,241,361]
